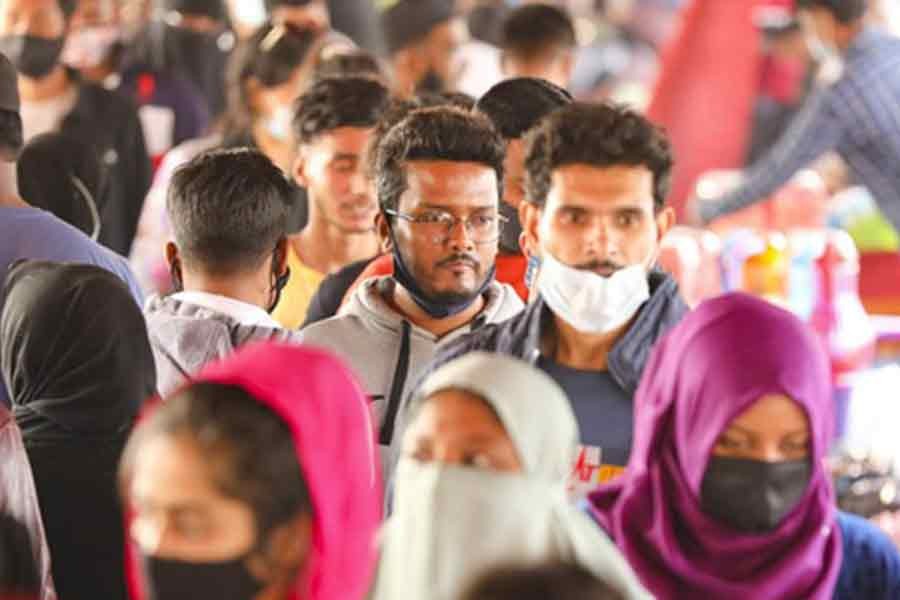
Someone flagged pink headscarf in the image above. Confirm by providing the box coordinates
[589,293,842,599]
[126,342,382,600]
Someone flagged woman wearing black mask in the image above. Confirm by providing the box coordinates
[588,293,900,599]
[119,343,381,600]
[0,261,156,600]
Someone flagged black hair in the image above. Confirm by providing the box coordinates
[121,382,311,547]
[17,133,105,237]
[222,21,318,137]
[264,0,322,9]
[415,90,477,111]
[0,514,40,597]
[475,78,573,140]
[501,3,577,61]
[363,92,478,183]
[0,110,23,162]
[374,106,505,213]
[311,51,385,83]
[795,0,868,23]
[292,75,391,145]
[463,562,625,600]
[167,148,292,275]
[524,102,673,210]
[58,0,76,18]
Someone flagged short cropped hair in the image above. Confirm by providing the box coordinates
[167,148,292,275]
[524,102,673,210]
[475,77,572,140]
[501,4,576,61]
[375,107,505,213]
[292,75,391,145]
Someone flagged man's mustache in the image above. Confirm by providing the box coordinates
[436,253,482,270]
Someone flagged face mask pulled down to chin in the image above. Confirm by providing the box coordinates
[536,252,650,334]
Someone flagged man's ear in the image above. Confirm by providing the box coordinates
[521,201,542,258]
[655,206,676,243]
[165,242,179,269]
[376,212,393,253]
[292,151,308,189]
[274,237,290,276]
[559,50,575,87]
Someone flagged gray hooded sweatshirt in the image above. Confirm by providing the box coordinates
[144,295,303,396]
[298,276,524,463]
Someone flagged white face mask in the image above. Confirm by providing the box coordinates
[537,252,650,334]
[62,25,121,70]
[264,105,293,142]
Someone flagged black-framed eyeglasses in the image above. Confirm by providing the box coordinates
[384,209,508,245]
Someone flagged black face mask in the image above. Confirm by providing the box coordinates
[700,456,812,534]
[0,35,65,79]
[142,553,265,600]
[388,224,495,319]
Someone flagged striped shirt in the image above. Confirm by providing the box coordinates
[700,29,900,229]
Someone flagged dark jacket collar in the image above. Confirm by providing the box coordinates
[522,270,688,395]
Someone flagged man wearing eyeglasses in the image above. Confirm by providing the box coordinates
[298,106,524,469]
[414,102,687,499]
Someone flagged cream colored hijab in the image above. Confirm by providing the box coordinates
[370,352,653,600]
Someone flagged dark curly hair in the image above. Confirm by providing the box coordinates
[524,102,673,211]
[121,382,311,550]
[292,75,391,146]
[374,106,506,213]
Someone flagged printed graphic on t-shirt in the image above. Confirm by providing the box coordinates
[567,445,625,500]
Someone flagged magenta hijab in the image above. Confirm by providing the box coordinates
[589,293,842,599]
[126,342,382,600]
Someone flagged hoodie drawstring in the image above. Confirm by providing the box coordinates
[379,320,412,446]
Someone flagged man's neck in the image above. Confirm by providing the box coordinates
[389,283,485,339]
[19,66,71,102]
[838,22,867,53]
[544,312,633,371]
[0,162,22,206]
[293,215,379,275]
[179,273,268,312]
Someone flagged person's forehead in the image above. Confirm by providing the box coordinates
[4,0,62,15]
[422,388,504,433]
[401,159,499,206]
[131,434,217,503]
[547,163,655,206]
[307,125,374,152]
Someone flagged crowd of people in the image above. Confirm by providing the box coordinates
[1,0,900,599]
